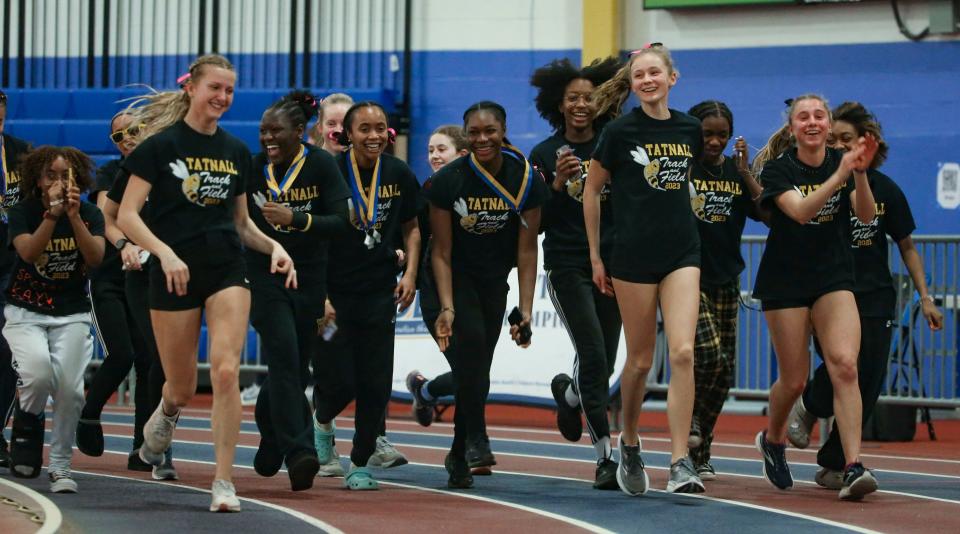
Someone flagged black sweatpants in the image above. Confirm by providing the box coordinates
[418,271,457,400]
[313,290,396,467]
[803,315,892,470]
[250,272,321,461]
[441,274,508,456]
[124,268,166,427]
[86,275,152,448]
[547,267,621,448]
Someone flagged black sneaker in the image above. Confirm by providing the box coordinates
[593,458,619,490]
[465,436,496,468]
[405,370,435,427]
[286,450,320,492]
[254,436,284,477]
[445,452,474,489]
[667,457,705,493]
[696,460,717,482]
[128,449,153,472]
[839,463,878,501]
[755,430,793,490]
[76,418,104,457]
[0,434,10,468]
[10,407,44,479]
[551,374,583,442]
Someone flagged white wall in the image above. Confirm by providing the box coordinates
[624,0,948,49]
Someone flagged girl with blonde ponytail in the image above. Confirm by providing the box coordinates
[117,53,297,513]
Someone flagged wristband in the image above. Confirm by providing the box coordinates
[921,294,935,304]
[42,210,59,221]
[439,307,455,316]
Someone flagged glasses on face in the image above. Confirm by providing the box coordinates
[110,123,143,144]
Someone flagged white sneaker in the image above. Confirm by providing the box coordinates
[368,436,409,468]
[49,469,78,493]
[141,404,179,466]
[786,398,817,449]
[317,454,345,477]
[240,383,262,406]
[209,479,241,512]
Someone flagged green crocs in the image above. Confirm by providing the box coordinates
[344,465,379,491]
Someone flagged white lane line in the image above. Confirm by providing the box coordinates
[40,446,343,533]
[0,475,63,534]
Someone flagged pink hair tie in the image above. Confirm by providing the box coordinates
[177,72,191,87]
[327,130,341,141]
[629,42,664,56]
[387,128,397,144]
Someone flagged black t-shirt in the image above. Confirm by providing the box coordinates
[592,107,702,279]
[327,152,419,294]
[1,134,31,271]
[5,198,105,315]
[247,146,351,281]
[90,159,124,282]
[530,132,614,271]
[851,170,916,318]
[122,121,250,249]
[427,153,549,281]
[753,148,853,300]
[691,157,758,286]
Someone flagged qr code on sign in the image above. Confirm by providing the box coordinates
[944,167,958,190]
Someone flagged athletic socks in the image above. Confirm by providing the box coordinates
[564,383,580,408]
[594,436,611,462]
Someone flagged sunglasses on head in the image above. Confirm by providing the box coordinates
[110,123,144,144]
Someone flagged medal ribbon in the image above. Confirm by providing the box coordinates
[467,143,532,215]
[263,144,307,200]
[346,148,382,230]
[1,137,7,196]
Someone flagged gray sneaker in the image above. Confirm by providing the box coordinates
[152,448,179,480]
[141,404,179,466]
[814,467,843,490]
[786,398,816,449]
[615,434,649,496]
[49,469,78,493]
[687,417,703,449]
[667,457,705,493]
[367,436,408,468]
[209,479,241,513]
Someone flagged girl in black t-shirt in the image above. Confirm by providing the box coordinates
[429,101,547,489]
[0,89,32,466]
[685,101,765,481]
[585,44,704,495]
[312,101,421,490]
[117,54,296,513]
[526,57,624,491]
[247,91,351,491]
[5,147,105,492]
[786,101,943,486]
[751,95,879,500]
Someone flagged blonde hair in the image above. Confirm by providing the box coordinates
[592,46,677,122]
[308,93,354,146]
[124,54,235,143]
[752,94,831,177]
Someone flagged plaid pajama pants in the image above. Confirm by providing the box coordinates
[690,280,740,463]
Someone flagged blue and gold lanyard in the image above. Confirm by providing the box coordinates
[263,144,307,200]
[346,148,383,248]
[467,143,532,227]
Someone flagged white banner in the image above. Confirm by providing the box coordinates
[392,236,628,405]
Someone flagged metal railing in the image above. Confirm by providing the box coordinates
[646,235,960,408]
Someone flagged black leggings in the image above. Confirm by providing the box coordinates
[442,274,508,456]
[803,315,892,470]
[313,290,396,467]
[85,275,152,447]
[547,267,621,447]
[124,268,166,434]
[250,272,320,460]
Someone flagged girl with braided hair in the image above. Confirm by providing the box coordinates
[248,90,352,491]
[117,54,296,512]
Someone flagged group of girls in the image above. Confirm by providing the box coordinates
[0,44,942,512]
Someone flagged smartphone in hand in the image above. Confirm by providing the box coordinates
[508,306,532,345]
